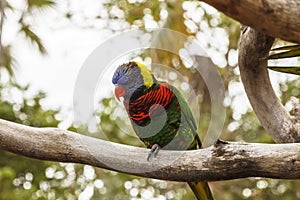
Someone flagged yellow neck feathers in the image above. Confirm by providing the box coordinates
[135,62,153,88]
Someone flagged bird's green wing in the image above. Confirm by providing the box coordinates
[169,85,213,200]
[169,84,202,149]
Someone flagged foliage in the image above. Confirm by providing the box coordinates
[0,0,54,77]
[267,66,300,76]
[268,44,300,75]
[269,44,300,60]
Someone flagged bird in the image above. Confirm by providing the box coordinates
[112,61,214,200]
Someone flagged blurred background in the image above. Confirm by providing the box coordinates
[0,0,300,199]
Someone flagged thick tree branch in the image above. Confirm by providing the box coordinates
[201,0,300,43]
[1,119,300,182]
[238,27,300,143]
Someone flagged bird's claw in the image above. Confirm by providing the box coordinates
[214,139,228,147]
[147,144,160,161]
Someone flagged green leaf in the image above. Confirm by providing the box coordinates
[0,45,16,76]
[20,25,47,54]
[270,44,300,51]
[3,1,14,11]
[268,66,300,75]
[27,0,56,10]
[268,44,300,75]
[268,45,300,60]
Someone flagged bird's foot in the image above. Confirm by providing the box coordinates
[214,139,228,147]
[147,144,160,161]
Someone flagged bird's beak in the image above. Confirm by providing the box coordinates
[114,85,126,101]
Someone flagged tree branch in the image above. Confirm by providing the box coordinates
[1,119,300,182]
[201,0,300,43]
[238,27,300,143]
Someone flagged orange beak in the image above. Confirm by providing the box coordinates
[114,85,126,101]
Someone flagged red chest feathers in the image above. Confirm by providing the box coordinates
[124,83,175,125]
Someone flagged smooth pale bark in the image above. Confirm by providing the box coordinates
[1,119,300,182]
[238,27,300,143]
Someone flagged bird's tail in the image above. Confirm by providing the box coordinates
[188,181,214,200]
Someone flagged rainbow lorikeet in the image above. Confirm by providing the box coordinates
[112,61,214,200]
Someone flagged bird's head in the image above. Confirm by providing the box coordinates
[112,61,155,102]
